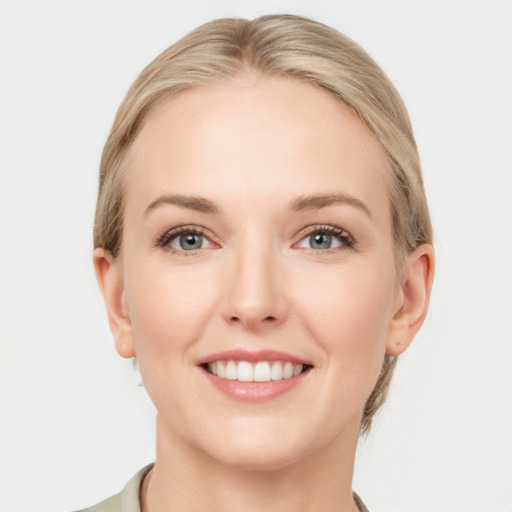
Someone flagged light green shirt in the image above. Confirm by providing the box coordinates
[76,464,370,512]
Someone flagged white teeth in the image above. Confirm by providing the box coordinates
[217,361,226,378]
[225,360,237,380]
[283,362,294,379]
[271,361,283,380]
[210,362,218,376]
[254,362,271,382]
[206,360,307,382]
[237,361,253,382]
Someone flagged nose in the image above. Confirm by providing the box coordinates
[221,245,289,330]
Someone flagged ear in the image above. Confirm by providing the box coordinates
[386,243,435,356]
[93,248,136,358]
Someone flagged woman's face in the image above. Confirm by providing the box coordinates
[114,75,404,469]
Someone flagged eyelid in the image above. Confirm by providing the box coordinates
[294,224,356,251]
[156,225,219,255]
[155,223,356,255]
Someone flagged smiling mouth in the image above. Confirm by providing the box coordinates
[202,360,312,383]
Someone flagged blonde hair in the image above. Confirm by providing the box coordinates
[94,14,432,434]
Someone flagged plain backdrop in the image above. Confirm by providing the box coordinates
[1,1,511,511]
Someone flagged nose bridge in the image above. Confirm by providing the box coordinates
[223,231,287,329]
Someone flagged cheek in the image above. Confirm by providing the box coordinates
[126,260,219,356]
[122,259,223,432]
[296,257,397,385]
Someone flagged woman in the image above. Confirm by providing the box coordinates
[84,14,434,512]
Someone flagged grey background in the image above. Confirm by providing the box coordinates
[1,1,511,511]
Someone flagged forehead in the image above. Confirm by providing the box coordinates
[125,75,390,220]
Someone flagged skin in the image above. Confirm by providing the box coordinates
[94,74,434,512]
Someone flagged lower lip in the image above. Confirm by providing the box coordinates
[200,367,310,402]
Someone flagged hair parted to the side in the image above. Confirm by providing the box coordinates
[94,14,432,434]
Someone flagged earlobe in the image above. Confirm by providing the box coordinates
[386,243,435,356]
[93,248,136,359]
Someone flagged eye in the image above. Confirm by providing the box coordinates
[157,227,214,254]
[171,232,210,251]
[297,226,355,251]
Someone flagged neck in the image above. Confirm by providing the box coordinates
[143,414,361,512]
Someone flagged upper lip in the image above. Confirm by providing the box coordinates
[197,349,313,366]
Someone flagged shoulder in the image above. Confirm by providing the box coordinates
[74,491,122,512]
[353,491,371,512]
[73,464,154,512]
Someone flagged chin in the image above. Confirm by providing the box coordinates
[211,443,303,472]
[197,422,312,472]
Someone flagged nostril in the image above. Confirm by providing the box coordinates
[229,315,276,324]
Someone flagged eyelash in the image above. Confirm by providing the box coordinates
[156,224,356,256]
[297,225,356,253]
[156,225,214,256]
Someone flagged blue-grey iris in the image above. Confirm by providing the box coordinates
[180,233,203,250]
[310,233,332,249]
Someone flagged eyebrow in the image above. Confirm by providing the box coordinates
[290,193,372,218]
[144,195,222,216]
[143,192,371,218]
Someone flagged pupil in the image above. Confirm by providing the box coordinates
[311,233,331,249]
[180,234,202,250]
